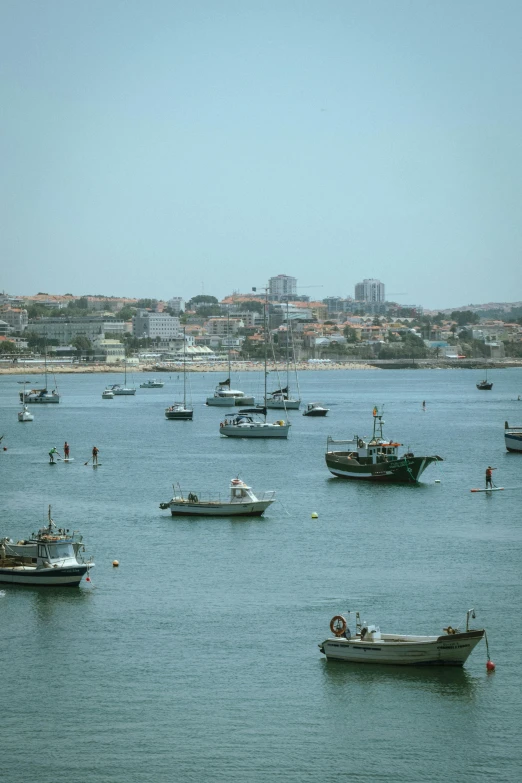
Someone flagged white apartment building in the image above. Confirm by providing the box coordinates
[354,279,385,302]
[269,274,297,300]
[206,317,244,336]
[0,307,28,331]
[92,337,126,364]
[132,310,181,339]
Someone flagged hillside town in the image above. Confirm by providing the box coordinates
[1,274,522,370]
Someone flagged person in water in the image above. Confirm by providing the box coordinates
[49,446,61,464]
[63,441,70,459]
[485,466,496,489]
[422,401,426,411]
[92,446,99,465]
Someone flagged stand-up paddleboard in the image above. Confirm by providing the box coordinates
[92,464,102,468]
[62,458,75,462]
[470,487,504,492]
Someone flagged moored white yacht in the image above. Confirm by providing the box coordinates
[102,388,114,399]
[160,477,275,516]
[319,609,486,666]
[303,402,329,417]
[18,404,34,422]
[206,379,255,407]
[140,379,164,388]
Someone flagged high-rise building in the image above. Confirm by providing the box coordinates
[269,275,297,301]
[132,310,181,339]
[354,279,385,303]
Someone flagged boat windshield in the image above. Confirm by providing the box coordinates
[47,542,75,560]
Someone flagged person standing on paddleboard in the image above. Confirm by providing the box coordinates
[49,446,61,464]
[92,446,99,466]
[485,466,496,489]
[64,441,70,460]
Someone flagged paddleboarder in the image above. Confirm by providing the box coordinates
[92,445,99,466]
[64,441,70,460]
[49,446,61,464]
[485,466,496,490]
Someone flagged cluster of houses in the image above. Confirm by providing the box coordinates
[0,291,520,363]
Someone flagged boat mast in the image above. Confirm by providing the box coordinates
[264,287,268,418]
[286,299,290,394]
[227,306,231,385]
[183,326,187,406]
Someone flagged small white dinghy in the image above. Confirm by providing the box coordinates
[319,609,486,667]
[160,478,275,517]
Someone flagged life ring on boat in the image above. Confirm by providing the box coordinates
[330,615,347,637]
[231,479,242,485]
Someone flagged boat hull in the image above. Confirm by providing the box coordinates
[266,399,300,410]
[169,500,273,516]
[325,454,440,482]
[0,564,89,586]
[112,389,136,395]
[220,423,290,438]
[165,409,193,420]
[207,396,255,407]
[320,630,485,666]
[22,394,60,404]
[304,409,328,417]
[505,433,522,452]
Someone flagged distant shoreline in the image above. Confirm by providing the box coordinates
[1,359,521,374]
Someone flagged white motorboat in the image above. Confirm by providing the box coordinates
[0,507,94,587]
[504,421,522,452]
[218,293,290,438]
[319,609,486,667]
[18,404,34,422]
[303,402,329,417]
[102,389,114,399]
[165,328,193,420]
[160,477,275,516]
[140,379,164,388]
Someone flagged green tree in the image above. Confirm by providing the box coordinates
[187,295,218,307]
[71,336,93,354]
[0,340,17,353]
[343,326,358,343]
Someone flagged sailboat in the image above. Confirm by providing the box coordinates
[219,291,291,438]
[266,303,301,410]
[105,361,136,395]
[206,308,254,407]
[476,368,493,390]
[18,382,34,422]
[165,329,193,420]
[20,347,60,403]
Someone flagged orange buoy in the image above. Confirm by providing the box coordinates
[486,660,496,672]
[112,560,119,567]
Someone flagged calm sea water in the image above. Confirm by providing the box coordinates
[1,367,522,783]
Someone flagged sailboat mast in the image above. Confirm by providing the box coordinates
[183,327,187,406]
[227,306,231,383]
[286,300,290,392]
[264,288,268,413]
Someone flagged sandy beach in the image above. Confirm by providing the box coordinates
[0,361,376,375]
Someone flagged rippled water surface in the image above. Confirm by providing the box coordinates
[1,368,522,782]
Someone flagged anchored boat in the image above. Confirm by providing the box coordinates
[505,421,522,453]
[160,477,275,516]
[0,507,94,586]
[303,402,329,417]
[319,609,486,666]
[140,379,164,388]
[325,406,442,482]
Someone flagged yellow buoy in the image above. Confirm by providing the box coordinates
[311,512,318,519]
[112,560,119,567]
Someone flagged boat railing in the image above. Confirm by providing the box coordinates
[326,436,357,451]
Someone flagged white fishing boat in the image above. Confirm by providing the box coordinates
[303,402,329,417]
[160,477,275,516]
[0,507,94,587]
[504,421,522,453]
[206,308,254,406]
[165,329,193,420]
[102,389,114,399]
[140,379,164,388]
[219,292,290,438]
[319,609,486,667]
[18,404,34,422]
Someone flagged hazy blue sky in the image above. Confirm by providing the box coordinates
[1,0,521,309]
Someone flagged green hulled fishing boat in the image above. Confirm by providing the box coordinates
[325,406,442,483]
